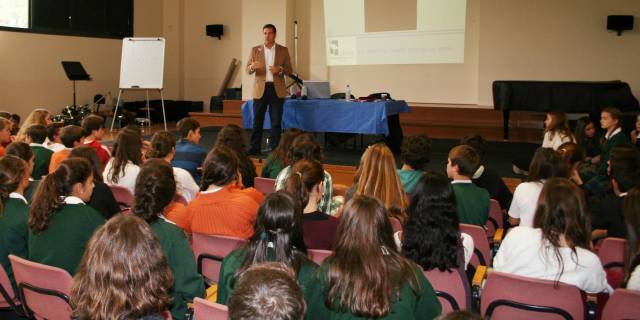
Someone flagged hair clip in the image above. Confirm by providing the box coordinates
[381,246,390,255]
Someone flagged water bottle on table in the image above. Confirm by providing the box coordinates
[345,84,351,101]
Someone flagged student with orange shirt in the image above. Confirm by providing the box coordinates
[49,125,85,173]
[170,146,263,239]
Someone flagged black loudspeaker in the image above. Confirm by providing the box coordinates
[607,15,634,36]
[206,24,224,39]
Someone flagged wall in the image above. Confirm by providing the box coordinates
[0,0,163,119]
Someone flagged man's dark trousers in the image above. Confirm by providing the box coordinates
[250,82,283,152]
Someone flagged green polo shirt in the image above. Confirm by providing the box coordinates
[0,196,29,292]
[149,218,205,320]
[306,262,442,319]
[452,180,490,226]
[30,144,53,179]
[28,202,105,275]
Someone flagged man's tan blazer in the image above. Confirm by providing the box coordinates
[246,43,293,99]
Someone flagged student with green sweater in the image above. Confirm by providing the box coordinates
[217,191,317,305]
[306,195,441,320]
[132,159,205,320]
[26,124,53,179]
[446,145,490,226]
[28,158,105,275]
[261,128,302,179]
[0,156,31,292]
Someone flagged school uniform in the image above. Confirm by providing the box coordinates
[451,180,490,226]
[0,193,29,291]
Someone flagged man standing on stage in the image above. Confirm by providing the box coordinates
[247,23,293,155]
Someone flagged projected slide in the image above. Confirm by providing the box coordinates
[324,0,467,65]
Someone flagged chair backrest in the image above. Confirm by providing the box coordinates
[389,217,403,233]
[0,263,20,312]
[9,255,73,320]
[423,268,471,313]
[192,233,247,283]
[485,199,503,238]
[109,184,134,209]
[459,224,491,267]
[481,271,585,320]
[601,288,640,320]
[173,193,188,206]
[193,297,228,320]
[597,237,627,289]
[307,249,333,265]
[254,177,276,195]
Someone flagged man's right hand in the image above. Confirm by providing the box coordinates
[250,60,262,71]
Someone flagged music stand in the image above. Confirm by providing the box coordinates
[61,61,91,107]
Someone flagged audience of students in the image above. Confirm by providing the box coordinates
[132,159,205,319]
[5,142,39,201]
[70,215,174,320]
[9,113,20,136]
[557,142,585,185]
[542,112,577,149]
[81,115,111,168]
[173,146,263,238]
[397,134,431,195]
[214,124,258,188]
[68,146,120,220]
[461,133,513,210]
[307,195,442,319]
[217,191,315,305]
[28,158,105,275]
[228,262,306,320]
[495,178,612,294]
[45,123,65,152]
[103,129,143,194]
[446,145,490,227]
[261,128,303,179]
[172,117,207,183]
[630,113,640,148]
[508,147,568,227]
[0,117,12,156]
[575,116,602,181]
[26,124,53,179]
[284,159,339,250]
[0,156,30,292]
[351,143,409,223]
[402,173,474,271]
[623,187,640,290]
[147,131,199,202]
[15,109,51,143]
[49,125,85,172]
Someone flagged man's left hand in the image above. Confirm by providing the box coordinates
[269,65,282,75]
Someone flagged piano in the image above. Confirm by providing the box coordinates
[493,80,639,140]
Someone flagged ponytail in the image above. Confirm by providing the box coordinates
[29,158,93,234]
[147,131,176,160]
[283,160,324,208]
[0,156,28,217]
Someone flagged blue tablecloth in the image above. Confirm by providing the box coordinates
[241,99,409,136]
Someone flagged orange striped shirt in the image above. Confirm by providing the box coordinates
[49,149,70,173]
[172,186,264,239]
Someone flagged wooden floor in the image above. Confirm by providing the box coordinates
[101,122,178,143]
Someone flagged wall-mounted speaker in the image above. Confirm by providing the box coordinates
[206,24,224,39]
[607,15,634,36]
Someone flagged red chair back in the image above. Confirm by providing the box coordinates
[601,288,640,320]
[193,297,228,320]
[597,237,627,289]
[423,268,471,313]
[254,177,276,195]
[192,233,247,283]
[9,255,73,320]
[109,184,134,209]
[0,264,21,313]
[481,271,585,320]
[485,199,503,238]
[459,223,491,267]
[307,249,333,265]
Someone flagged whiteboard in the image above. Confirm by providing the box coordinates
[119,37,165,89]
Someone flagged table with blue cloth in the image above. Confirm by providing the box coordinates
[241,99,409,135]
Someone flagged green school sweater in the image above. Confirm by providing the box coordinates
[306,263,442,320]
[452,181,490,226]
[597,131,629,176]
[0,198,29,292]
[216,247,318,306]
[261,154,284,179]
[149,219,205,320]
[28,203,105,275]
[30,145,53,179]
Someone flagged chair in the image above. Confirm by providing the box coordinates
[109,184,134,209]
[389,217,403,233]
[192,233,247,283]
[485,199,504,238]
[9,255,73,320]
[307,249,333,264]
[601,289,640,320]
[254,177,276,195]
[193,297,228,320]
[173,193,188,206]
[423,268,471,313]
[0,264,22,316]
[459,224,492,267]
[597,237,627,288]
[480,271,585,320]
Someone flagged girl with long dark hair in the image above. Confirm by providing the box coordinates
[103,129,143,194]
[147,131,199,202]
